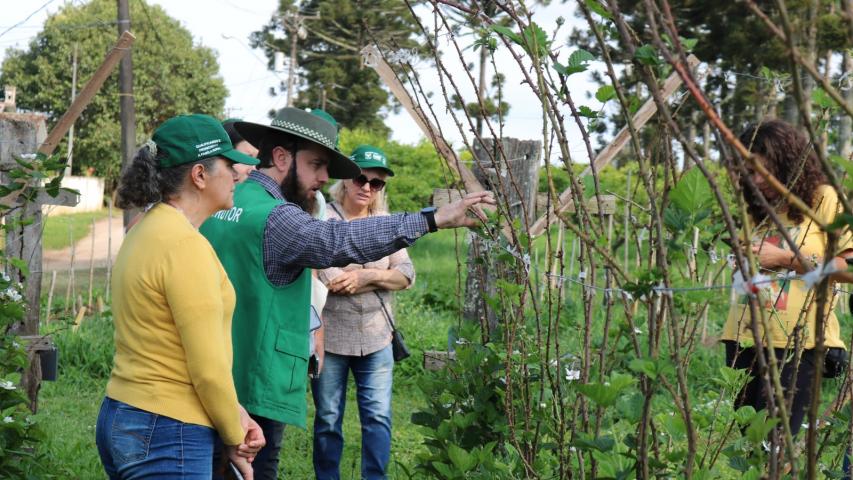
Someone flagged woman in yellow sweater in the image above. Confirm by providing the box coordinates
[722,119,853,438]
[95,115,265,479]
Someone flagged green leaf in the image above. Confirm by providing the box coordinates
[745,412,779,444]
[680,36,698,51]
[634,44,661,65]
[585,0,612,19]
[570,432,615,452]
[556,49,595,76]
[669,168,713,214]
[578,105,599,118]
[432,461,453,478]
[812,87,835,109]
[521,22,550,56]
[569,48,595,67]
[577,373,635,407]
[595,85,616,103]
[628,358,658,379]
[490,24,524,48]
[448,444,477,472]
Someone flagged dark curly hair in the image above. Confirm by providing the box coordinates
[115,144,217,209]
[739,119,827,225]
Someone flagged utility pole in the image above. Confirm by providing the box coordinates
[282,7,318,107]
[117,0,136,227]
[65,43,78,178]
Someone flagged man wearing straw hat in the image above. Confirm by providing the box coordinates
[200,107,493,478]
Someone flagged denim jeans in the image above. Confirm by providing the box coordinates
[312,344,393,480]
[96,397,216,479]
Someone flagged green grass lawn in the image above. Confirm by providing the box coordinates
[41,209,117,250]
[34,229,466,479]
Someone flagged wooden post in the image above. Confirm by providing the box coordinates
[0,32,131,412]
[45,271,56,324]
[38,31,136,156]
[64,226,75,316]
[0,113,73,412]
[462,138,541,336]
[88,218,96,308]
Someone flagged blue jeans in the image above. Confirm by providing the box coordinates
[96,397,216,479]
[312,344,393,480]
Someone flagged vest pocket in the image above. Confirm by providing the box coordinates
[274,328,309,392]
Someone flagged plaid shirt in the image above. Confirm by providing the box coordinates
[251,171,429,286]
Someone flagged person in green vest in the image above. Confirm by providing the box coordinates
[96,114,264,480]
[199,107,494,479]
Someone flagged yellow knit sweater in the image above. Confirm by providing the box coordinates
[106,203,244,445]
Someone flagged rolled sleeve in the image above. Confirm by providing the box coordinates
[388,248,415,288]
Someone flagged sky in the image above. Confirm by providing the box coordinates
[0,0,602,162]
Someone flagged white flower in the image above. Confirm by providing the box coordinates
[0,380,16,390]
[3,416,13,423]
[564,368,581,381]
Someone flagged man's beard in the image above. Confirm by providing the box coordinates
[280,168,317,214]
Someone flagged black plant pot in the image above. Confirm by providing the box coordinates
[39,346,58,381]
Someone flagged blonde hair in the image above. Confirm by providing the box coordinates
[328,179,388,216]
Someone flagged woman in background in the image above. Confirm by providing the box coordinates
[313,145,414,480]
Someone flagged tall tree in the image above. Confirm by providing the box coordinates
[569,0,850,157]
[0,0,227,186]
[250,0,422,134]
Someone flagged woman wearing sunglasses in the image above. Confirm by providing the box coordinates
[312,145,415,479]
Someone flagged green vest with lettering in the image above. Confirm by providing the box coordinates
[199,179,311,428]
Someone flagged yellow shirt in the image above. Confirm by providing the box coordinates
[106,203,244,445]
[722,185,853,350]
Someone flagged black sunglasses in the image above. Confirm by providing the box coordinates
[352,174,386,192]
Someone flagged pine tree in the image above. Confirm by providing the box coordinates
[250,0,423,135]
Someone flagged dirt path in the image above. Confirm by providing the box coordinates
[42,215,124,272]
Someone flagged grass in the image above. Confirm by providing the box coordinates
[33,229,466,479]
[41,209,115,250]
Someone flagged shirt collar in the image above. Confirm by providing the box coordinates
[248,170,286,201]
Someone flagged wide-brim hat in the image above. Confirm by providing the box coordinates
[350,144,394,176]
[234,108,360,179]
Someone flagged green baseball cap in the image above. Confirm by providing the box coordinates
[350,145,394,176]
[152,114,260,168]
[234,108,360,179]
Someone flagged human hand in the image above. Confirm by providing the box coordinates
[236,406,265,460]
[751,242,792,269]
[328,270,366,295]
[226,445,255,480]
[434,191,495,229]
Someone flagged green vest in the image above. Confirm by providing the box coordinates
[200,179,311,428]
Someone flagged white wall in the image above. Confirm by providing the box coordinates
[44,176,104,216]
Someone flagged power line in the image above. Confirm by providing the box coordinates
[0,0,59,39]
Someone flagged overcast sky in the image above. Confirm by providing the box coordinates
[0,0,601,162]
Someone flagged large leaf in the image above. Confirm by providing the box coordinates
[634,44,661,65]
[595,85,616,103]
[577,373,635,407]
[555,49,595,76]
[669,168,713,214]
[447,444,477,472]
